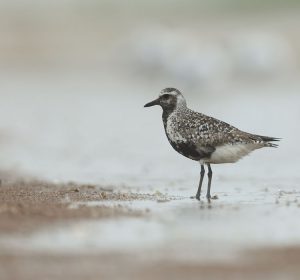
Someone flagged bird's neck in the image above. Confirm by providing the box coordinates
[162,109,173,127]
[162,104,186,127]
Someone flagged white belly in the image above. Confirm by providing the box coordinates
[207,143,262,164]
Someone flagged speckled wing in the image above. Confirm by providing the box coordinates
[179,110,239,146]
[182,110,278,148]
[165,108,278,163]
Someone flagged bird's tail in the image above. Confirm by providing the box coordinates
[250,134,281,148]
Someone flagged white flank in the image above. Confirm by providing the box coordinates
[208,143,262,164]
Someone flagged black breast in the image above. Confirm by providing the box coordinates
[162,108,215,161]
[168,140,213,161]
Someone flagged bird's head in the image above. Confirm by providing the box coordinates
[144,88,186,111]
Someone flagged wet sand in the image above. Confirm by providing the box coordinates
[0,173,300,280]
[0,174,149,234]
[1,247,300,280]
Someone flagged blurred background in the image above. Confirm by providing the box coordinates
[0,1,300,279]
[0,0,300,185]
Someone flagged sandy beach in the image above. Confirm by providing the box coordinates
[0,172,300,280]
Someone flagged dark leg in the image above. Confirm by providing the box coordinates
[206,164,213,201]
[195,164,205,200]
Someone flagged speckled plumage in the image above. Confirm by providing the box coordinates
[144,88,279,200]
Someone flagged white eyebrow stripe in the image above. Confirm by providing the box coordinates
[159,91,178,97]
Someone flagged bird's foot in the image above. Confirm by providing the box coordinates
[190,195,201,201]
[206,194,218,201]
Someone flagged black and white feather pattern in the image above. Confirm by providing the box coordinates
[162,89,279,164]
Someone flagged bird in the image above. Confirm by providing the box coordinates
[144,87,279,201]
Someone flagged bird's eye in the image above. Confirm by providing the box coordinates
[162,94,170,100]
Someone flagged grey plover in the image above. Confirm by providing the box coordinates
[144,88,279,201]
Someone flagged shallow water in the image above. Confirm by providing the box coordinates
[0,180,299,262]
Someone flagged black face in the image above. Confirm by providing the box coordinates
[159,93,177,110]
[144,90,178,111]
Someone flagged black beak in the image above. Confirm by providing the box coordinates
[144,98,160,108]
